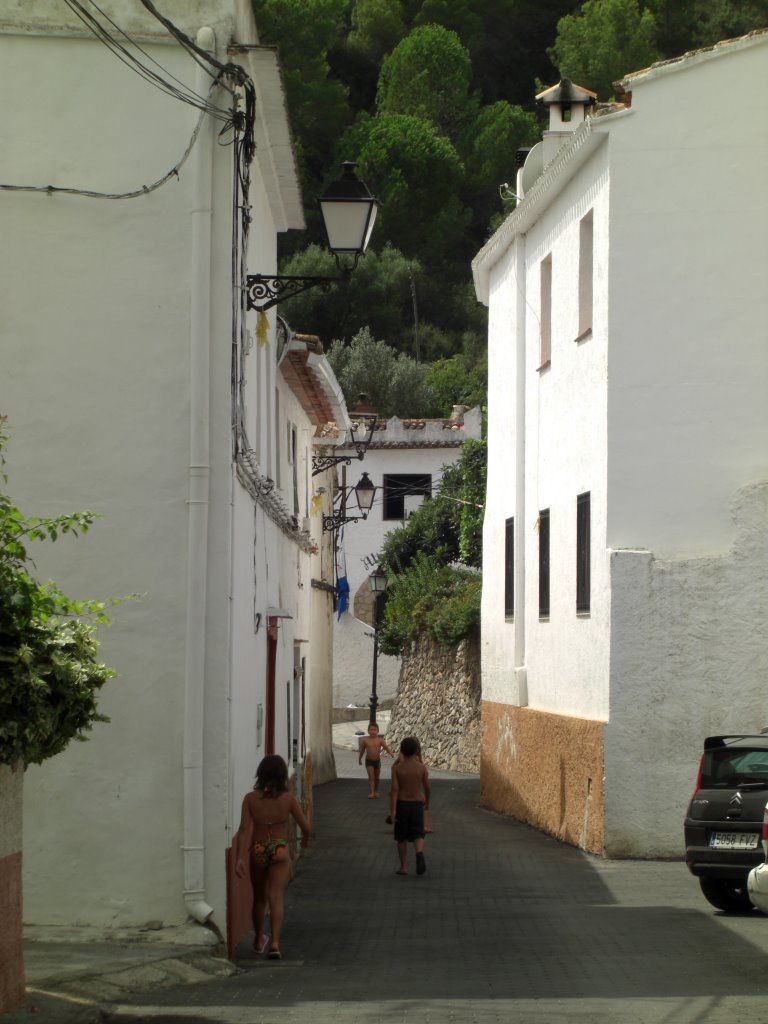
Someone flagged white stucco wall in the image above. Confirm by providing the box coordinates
[1,25,214,927]
[481,151,611,721]
[606,481,768,856]
[605,36,768,560]
[0,0,304,929]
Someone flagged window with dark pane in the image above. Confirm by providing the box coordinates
[577,492,591,612]
[538,508,550,619]
[504,517,514,619]
[382,474,432,521]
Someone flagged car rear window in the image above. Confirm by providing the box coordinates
[703,747,768,787]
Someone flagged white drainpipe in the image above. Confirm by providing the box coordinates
[182,25,216,926]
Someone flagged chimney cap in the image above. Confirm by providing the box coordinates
[353,392,376,415]
[536,78,597,106]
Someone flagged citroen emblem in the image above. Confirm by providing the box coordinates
[730,792,742,807]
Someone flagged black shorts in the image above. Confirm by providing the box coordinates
[393,800,425,843]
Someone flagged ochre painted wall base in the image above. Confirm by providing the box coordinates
[480,701,605,855]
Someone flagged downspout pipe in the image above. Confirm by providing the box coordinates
[182,25,216,926]
[514,236,528,706]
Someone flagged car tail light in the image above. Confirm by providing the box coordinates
[690,752,705,799]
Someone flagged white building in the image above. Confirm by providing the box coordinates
[472,31,768,858]
[0,0,340,951]
[333,407,482,713]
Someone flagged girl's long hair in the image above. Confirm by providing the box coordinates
[254,754,289,796]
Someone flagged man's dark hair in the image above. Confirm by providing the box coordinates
[400,736,419,757]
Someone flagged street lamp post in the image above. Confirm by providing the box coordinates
[368,567,389,726]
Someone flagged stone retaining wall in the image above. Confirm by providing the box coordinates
[387,632,480,773]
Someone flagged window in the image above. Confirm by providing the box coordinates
[291,426,299,516]
[504,517,514,619]
[539,255,552,368]
[538,508,550,619]
[576,492,591,613]
[577,211,593,340]
[382,474,432,521]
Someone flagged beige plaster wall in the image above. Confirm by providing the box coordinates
[481,702,605,854]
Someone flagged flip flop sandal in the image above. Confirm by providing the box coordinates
[268,949,282,960]
[253,935,269,954]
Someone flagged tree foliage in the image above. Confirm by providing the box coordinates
[548,0,660,98]
[0,424,118,766]
[376,24,475,140]
[347,0,408,63]
[425,354,486,416]
[353,113,470,264]
[328,327,434,417]
[278,243,421,349]
[377,437,487,653]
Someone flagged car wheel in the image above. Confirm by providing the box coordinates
[699,876,754,912]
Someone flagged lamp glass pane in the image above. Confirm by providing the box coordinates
[320,200,375,253]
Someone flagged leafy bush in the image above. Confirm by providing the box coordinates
[0,424,118,766]
[378,553,480,654]
[377,438,486,651]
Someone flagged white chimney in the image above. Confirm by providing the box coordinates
[536,78,597,169]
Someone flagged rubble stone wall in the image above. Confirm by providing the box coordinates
[387,632,481,773]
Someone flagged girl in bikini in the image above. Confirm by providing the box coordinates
[234,754,311,960]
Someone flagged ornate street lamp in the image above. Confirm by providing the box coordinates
[312,407,377,476]
[246,162,380,313]
[321,471,376,533]
[368,566,389,725]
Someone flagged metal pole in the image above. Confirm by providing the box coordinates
[369,593,381,725]
[409,265,420,364]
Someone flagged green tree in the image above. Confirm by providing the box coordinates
[253,0,352,211]
[425,354,486,415]
[460,100,540,235]
[644,0,768,54]
[327,327,435,417]
[0,425,118,766]
[412,0,486,55]
[347,0,407,62]
[376,24,475,140]
[350,113,470,263]
[277,242,420,349]
[548,0,661,99]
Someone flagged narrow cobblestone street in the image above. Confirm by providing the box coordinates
[102,749,768,1024]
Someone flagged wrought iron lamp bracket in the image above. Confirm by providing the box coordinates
[322,510,368,533]
[246,255,359,314]
[312,449,365,476]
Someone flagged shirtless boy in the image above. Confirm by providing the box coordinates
[358,722,394,798]
[390,736,431,876]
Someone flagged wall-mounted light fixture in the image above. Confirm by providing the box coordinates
[322,471,376,533]
[312,410,377,476]
[246,162,380,313]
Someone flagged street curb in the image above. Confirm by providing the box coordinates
[4,946,238,1024]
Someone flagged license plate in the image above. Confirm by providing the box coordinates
[709,832,759,850]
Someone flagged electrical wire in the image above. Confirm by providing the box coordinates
[76,0,235,98]
[63,0,232,119]
[0,77,221,200]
